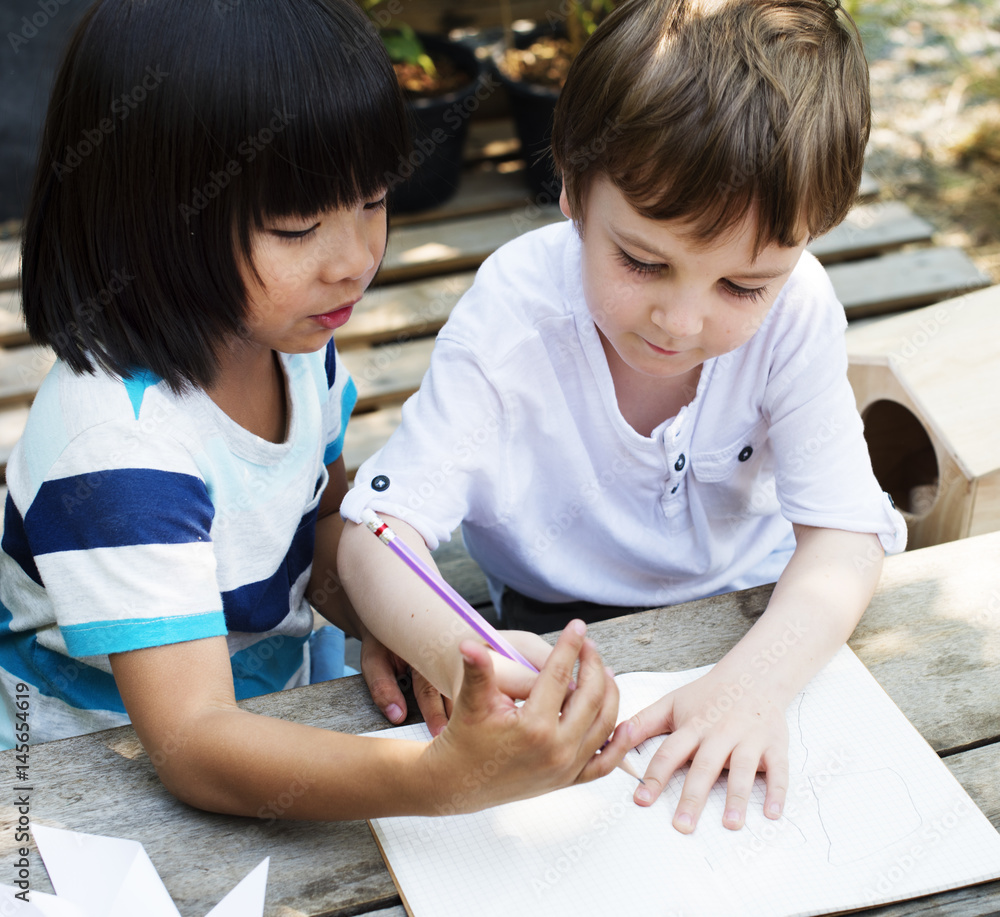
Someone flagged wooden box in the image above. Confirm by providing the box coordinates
[845,285,1000,549]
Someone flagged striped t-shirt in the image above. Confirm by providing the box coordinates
[0,342,357,746]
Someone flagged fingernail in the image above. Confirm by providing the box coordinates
[635,786,652,804]
[386,703,403,722]
[675,812,693,831]
[766,801,782,818]
[724,808,740,826]
[604,666,615,679]
[572,620,586,636]
[585,637,597,650]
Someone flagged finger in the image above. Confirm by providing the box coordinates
[577,699,635,784]
[722,745,762,830]
[627,693,679,746]
[525,619,587,713]
[634,728,698,808]
[505,630,555,670]
[672,741,730,834]
[412,669,449,737]
[761,744,789,820]
[491,653,538,700]
[360,644,408,724]
[560,643,612,739]
[452,640,499,722]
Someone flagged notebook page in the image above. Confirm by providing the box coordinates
[368,646,1000,917]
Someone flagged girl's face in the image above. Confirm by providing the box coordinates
[240,193,388,354]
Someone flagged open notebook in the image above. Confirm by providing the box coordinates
[368,646,1000,917]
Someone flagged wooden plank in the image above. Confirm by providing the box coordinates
[379,205,565,284]
[340,338,436,412]
[0,289,28,347]
[392,163,537,227]
[969,469,1000,538]
[338,272,474,350]
[0,405,29,479]
[831,247,992,319]
[809,201,934,264]
[0,239,18,292]
[0,345,54,409]
[464,118,523,164]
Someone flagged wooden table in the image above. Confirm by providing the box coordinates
[1,532,998,916]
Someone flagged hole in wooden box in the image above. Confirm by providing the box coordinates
[861,399,939,517]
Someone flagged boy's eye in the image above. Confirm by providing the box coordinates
[722,280,768,303]
[364,195,388,212]
[616,248,661,276]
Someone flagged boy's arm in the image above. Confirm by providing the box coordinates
[308,457,451,734]
[624,524,882,832]
[337,514,552,702]
[109,619,624,819]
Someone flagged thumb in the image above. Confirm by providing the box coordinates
[453,640,498,719]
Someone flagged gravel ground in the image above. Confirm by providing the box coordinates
[856,0,1000,281]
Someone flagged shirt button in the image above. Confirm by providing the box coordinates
[371,475,390,491]
[738,446,753,462]
[671,484,679,494]
[674,454,686,472]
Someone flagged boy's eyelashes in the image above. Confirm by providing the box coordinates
[364,195,388,212]
[615,248,769,302]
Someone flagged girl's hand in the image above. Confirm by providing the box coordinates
[622,671,789,833]
[422,620,624,812]
[360,629,451,736]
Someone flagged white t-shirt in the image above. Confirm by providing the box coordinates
[341,222,905,609]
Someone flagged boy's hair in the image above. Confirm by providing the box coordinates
[22,0,409,392]
[552,0,870,252]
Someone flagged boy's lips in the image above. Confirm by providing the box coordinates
[312,299,358,330]
[645,339,682,356]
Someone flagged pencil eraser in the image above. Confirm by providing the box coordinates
[360,507,379,527]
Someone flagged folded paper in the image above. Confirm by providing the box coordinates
[0,825,267,917]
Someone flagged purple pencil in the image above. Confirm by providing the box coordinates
[360,509,538,672]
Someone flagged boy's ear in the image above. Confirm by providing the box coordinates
[558,185,573,220]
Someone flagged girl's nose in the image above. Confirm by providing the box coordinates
[321,226,375,283]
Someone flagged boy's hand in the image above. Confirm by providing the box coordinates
[360,629,450,736]
[422,620,624,812]
[488,629,555,699]
[623,671,789,833]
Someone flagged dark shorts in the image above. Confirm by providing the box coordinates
[500,587,661,634]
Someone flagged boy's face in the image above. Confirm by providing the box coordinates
[564,176,809,385]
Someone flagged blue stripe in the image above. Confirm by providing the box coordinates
[2,495,42,586]
[26,469,213,555]
[0,600,127,714]
[61,611,227,658]
[122,369,162,420]
[221,504,318,632]
[324,340,337,388]
[231,632,309,699]
[324,376,358,465]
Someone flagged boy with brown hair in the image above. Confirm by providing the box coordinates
[340,0,906,833]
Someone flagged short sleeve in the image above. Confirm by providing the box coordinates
[339,339,508,551]
[23,422,228,657]
[322,341,358,465]
[763,265,907,553]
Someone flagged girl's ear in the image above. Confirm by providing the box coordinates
[559,185,573,220]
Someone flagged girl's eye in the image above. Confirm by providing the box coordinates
[616,249,662,276]
[271,222,319,241]
[722,280,768,303]
[364,195,388,212]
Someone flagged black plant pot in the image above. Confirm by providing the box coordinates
[491,26,564,200]
[390,35,485,214]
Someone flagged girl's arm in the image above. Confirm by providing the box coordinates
[109,618,625,819]
[623,524,882,832]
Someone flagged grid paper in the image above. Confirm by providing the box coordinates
[368,646,1000,917]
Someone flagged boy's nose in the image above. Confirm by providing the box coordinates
[651,297,703,338]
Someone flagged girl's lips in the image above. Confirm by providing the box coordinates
[645,339,680,356]
[312,302,356,330]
